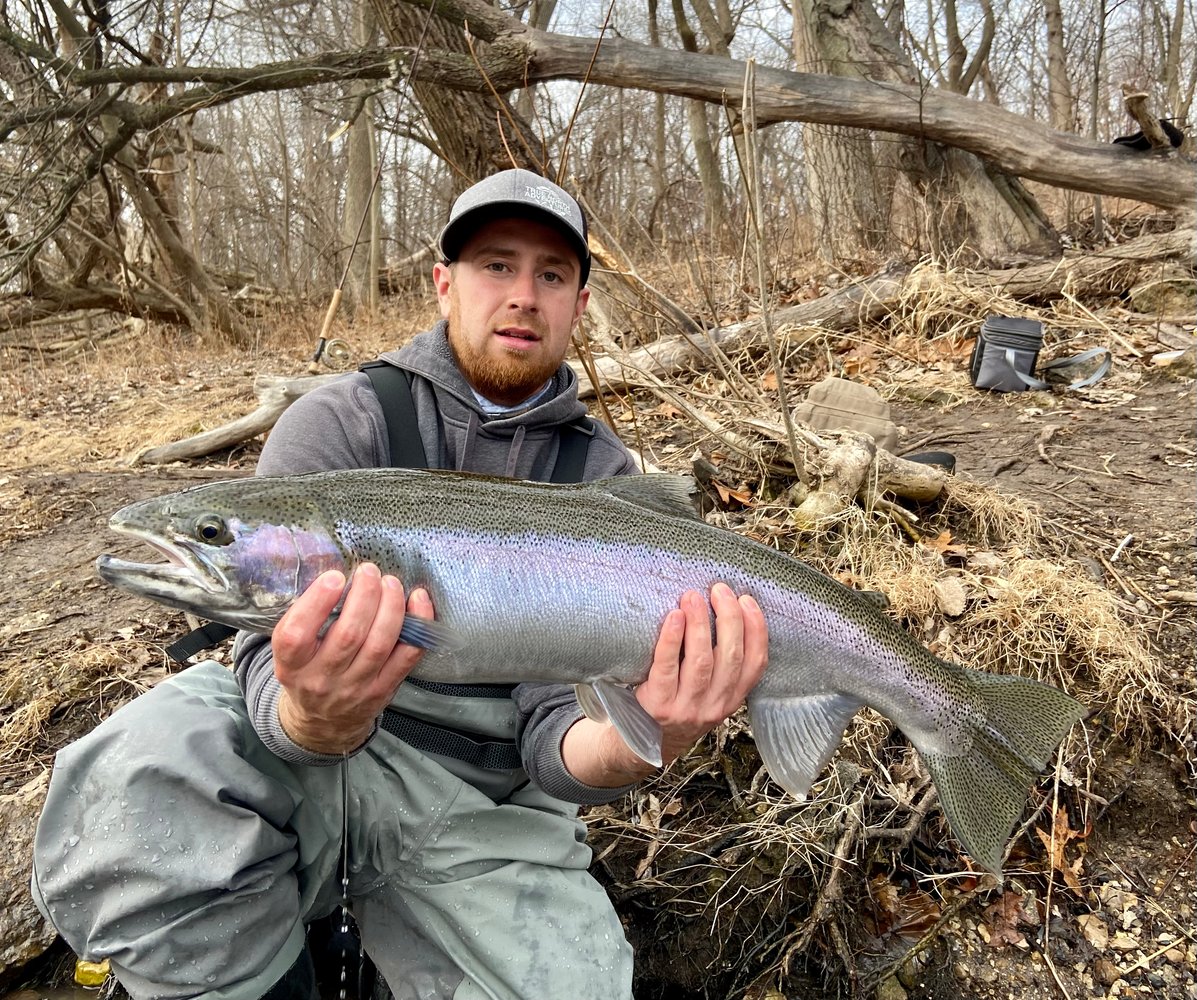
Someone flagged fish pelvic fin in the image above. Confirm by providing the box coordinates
[397,614,463,654]
[574,683,608,723]
[923,671,1087,875]
[577,681,664,767]
[747,692,863,799]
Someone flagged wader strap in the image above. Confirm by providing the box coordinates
[378,709,523,771]
[167,621,237,664]
[406,677,515,698]
[550,419,591,483]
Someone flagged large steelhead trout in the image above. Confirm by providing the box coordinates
[97,468,1085,873]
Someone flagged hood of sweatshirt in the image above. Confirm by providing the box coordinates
[378,320,594,478]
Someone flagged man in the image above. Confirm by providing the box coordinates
[32,169,768,1000]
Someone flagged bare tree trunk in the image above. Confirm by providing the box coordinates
[371,0,536,187]
[113,154,247,342]
[792,0,885,260]
[343,0,381,315]
[1088,0,1108,240]
[671,0,726,232]
[513,0,557,124]
[1043,0,1074,130]
[647,0,669,222]
[1161,0,1194,129]
[795,0,1057,261]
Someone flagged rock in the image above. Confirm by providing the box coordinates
[1110,932,1139,951]
[933,577,967,616]
[0,771,57,977]
[1078,913,1109,949]
[1094,957,1120,986]
[875,974,907,1000]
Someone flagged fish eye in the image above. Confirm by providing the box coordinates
[195,515,232,546]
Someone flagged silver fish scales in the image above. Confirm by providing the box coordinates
[97,468,1086,873]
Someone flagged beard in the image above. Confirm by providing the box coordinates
[446,299,561,406]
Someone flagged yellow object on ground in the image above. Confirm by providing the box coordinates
[74,958,110,986]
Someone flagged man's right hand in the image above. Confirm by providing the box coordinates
[272,563,433,754]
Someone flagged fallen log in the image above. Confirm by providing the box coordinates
[574,266,909,399]
[132,373,343,465]
[972,228,1194,300]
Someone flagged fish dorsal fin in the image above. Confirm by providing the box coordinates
[588,474,702,521]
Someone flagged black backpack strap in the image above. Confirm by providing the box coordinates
[550,419,593,484]
[167,621,237,664]
[363,358,590,482]
[360,360,429,468]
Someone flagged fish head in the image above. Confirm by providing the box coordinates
[95,477,348,633]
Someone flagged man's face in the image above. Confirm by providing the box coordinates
[434,216,589,406]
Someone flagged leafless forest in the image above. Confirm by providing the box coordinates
[1,0,1193,343]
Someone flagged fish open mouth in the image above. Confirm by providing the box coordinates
[96,525,230,598]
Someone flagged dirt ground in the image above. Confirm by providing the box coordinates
[0,318,1194,999]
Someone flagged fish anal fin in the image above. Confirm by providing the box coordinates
[587,681,663,767]
[747,692,862,799]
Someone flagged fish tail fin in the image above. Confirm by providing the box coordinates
[923,671,1086,874]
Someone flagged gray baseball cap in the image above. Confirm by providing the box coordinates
[438,168,591,286]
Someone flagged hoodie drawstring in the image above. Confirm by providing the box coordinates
[456,408,530,479]
[504,426,526,479]
[458,412,479,472]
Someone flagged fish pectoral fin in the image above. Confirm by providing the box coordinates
[585,681,664,768]
[574,683,609,723]
[397,614,463,654]
[747,692,862,799]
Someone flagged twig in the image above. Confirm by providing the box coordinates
[781,794,865,960]
[1040,946,1074,1000]
[865,785,939,848]
[738,58,807,483]
[871,496,923,541]
[1098,552,1164,609]
[1110,533,1134,561]
[1117,939,1188,978]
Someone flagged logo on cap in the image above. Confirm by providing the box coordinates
[521,183,572,223]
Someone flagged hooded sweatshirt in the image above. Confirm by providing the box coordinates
[234,321,641,804]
